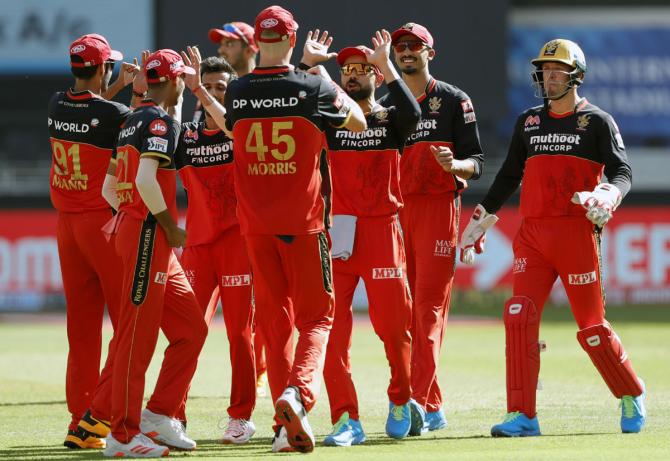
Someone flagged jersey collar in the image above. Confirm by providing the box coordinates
[253,65,292,75]
[416,77,437,103]
[66,88,98,100]
[548,98,589,118]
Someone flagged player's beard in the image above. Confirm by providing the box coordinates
[346,81,373,101]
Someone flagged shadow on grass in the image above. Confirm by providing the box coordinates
[0,400,66,407]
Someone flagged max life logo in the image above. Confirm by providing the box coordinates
[221,274,251,287]
[524,114,541,132]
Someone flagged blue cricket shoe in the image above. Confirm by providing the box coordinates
[323,412,366,446]
[491,411,541,437]
[386,402,411,439]
[408,399,427,436]
[425,408,448,431]
[621,379,646,433]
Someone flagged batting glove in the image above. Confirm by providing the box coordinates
[460,204,499,265]
[571,183,622,228]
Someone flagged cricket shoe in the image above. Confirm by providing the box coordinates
[63,427,105,449]
[491,411,541,437]
[274,386,315,453]
[140,408,196,450]
[103,433,169,458]
[323,412,366,447]
[221,418,256,444]
[425,408,448,431]
[408,399,428,436]
[272,426,296,453]
[386,401,411,439]
[621,378,646,433]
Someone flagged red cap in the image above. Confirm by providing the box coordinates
[391,22,434,48]
[143,49,196,84]
[208,22,258,52]
[70,34,123,67]
[254,6,298,43]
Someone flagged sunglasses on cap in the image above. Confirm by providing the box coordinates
[393,41,428,53]
[222,23,249,46]
[341,63,376,76]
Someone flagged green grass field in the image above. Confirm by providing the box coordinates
[0,305,668,460]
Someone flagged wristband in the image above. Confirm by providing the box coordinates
[298,62,311,71]
[133,90,147,98]
[192,85,205,96]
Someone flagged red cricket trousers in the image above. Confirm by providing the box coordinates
[57,209,122,430]
[109,214,207,443]
[244,233,333,413]
[177,225,256,420]
[400,193,460,413]
[508,216,642,417]
[324,215,412,424]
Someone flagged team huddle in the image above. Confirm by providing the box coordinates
[47,4,647,458]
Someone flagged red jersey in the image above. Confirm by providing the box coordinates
[224,66,351,235]
[379,79,484,196]
[47,89,130,212]
[175,122,237,246]
[114,102,180,221]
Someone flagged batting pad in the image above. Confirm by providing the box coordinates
[504,296,540,417]
[577,323,644,398]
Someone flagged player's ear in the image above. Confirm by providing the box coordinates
[375,73,384,88]
[289,33,297,48]
[427,48,435,61]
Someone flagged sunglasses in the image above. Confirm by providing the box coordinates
[393,41,428,53]
[341,63,376,76]
[222,23,249,46]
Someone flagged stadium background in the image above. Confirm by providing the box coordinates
[0,0,669,312]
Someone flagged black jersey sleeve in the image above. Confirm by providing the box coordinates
[385,79,421,142]
[598,113,632,198]
[480,115,527,214]
[140,116,179,167]
[223,80,237,133]
[317,79,352,128]
[452,93,484,180]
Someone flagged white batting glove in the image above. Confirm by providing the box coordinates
[571,183,622,228]
[459,204,499,265]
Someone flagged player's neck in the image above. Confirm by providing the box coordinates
[356,96,376,115]
[146,89,171,110]
[204,115,218,131]
[73,78,101,95]
[258,56,290,68]
[236,60,256,77]
[548,90,580,115]
[402,68,432,99]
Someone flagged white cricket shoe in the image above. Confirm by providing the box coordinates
[221,418,256,444]
[140,409,196,451]
[274,387,315,453]
[271,426,295,453]
[103,433,169,458]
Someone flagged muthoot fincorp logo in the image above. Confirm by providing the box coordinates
[529,133,581,152]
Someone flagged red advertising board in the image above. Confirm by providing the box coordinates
[1,207,669,310]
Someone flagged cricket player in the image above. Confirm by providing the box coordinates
[206,21,269,398]
[48,33,135,449]
[174,56,256,444]
[223,5,366,453]
[314,33,423,444]
[100,49,209,458]
[460,39,646,436]
[378,22,485,432]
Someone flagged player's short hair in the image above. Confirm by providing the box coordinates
[70,56,114,80]
[200,56,237,82]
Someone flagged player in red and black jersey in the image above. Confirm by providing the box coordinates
[96,49,209,458]
[172,56,258,444]
[48,33,135,450]
[378,22,485,432]
[461,39,645,437]
[223,6,366,453]
[306,31,423,443]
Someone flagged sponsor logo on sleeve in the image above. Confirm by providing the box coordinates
[461,99,476,123]
[147,136,168,153]
[149,119,168,135]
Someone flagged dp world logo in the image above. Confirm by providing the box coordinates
[261,18,279,28]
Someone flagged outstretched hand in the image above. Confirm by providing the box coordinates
[366,29,392,68]
[132,50,150,95]
[181,46,202,91]
[301,29,337,67]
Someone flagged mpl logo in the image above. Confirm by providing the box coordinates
[221,274,251,287]
[372,267,403,279]
[70,44,86,54]
[568,271,596,285]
